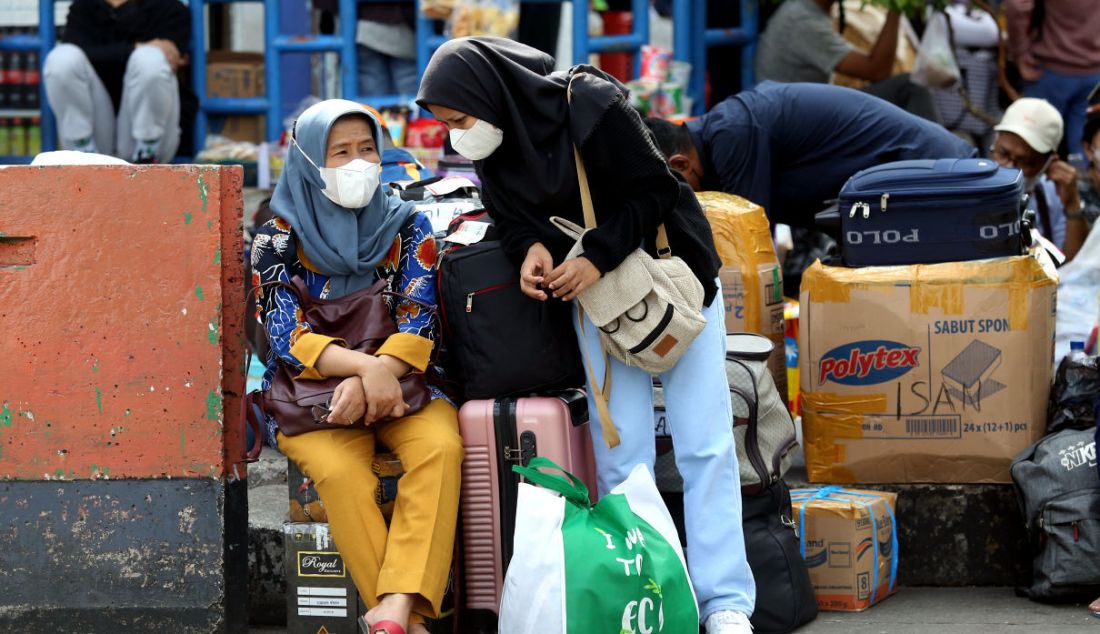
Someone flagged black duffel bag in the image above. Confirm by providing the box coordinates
[437,211,584,400]
[743,480,819,633]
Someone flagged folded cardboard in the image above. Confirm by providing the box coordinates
[698,191,787,399]
[798,252,1057,483]
[791,487,898,612]
[284,522,363,634]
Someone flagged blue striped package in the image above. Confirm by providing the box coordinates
[791,486,899,611]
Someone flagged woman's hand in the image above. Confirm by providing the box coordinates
[545,256,600,301]
[325,376,367,425]
[357,356,408,423]
[520,242,554,300]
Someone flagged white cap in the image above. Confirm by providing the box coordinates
[30,151,130,166]
[994,98,1063,154]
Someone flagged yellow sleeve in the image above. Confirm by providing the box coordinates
[289,332,346,380]
[375,332,434,373]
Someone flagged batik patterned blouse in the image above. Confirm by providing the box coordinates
[251,212,445,447]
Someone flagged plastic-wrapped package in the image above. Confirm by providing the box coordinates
[447,0,520,39]
[1047,343,1100,434]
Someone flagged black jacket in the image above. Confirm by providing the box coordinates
[63,0,197,155]
[483,95,722,307]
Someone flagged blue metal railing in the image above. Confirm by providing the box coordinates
[675,0,757,114]
[192,0,657,152]
[0,0,57,161]
[7,0,755,161]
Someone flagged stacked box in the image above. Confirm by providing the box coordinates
[798,252,1057,483]
[697,191,787,400]
[791,487,898,611]
[284,522,362,634]
[205,51,265,143]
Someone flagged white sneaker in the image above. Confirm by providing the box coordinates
[705,610,753,634]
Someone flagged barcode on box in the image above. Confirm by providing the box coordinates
[858,414,963,440]
[905,418,959,437]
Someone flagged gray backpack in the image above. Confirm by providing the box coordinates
[1010,428,1100,600]
[654,333,798,495]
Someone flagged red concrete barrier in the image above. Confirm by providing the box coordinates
[0,164,246,479]
[0,164,247,631]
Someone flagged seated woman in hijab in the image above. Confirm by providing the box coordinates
[251,99,461,634]
[417,37,755,634]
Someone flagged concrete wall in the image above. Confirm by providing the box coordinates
[0,164,248,632]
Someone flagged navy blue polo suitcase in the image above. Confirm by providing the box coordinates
[836,158,1027,267]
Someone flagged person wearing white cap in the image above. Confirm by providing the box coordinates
[991,97,1083,255]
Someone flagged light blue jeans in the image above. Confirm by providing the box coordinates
[357,45,418,97]
[572,288,756,620]
[1025,68,1100,158]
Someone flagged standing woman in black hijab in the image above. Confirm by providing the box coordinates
[417,37,755,633]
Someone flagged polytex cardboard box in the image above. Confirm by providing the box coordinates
[798,252,1057,483]
[285,522,363,634]
[791,487,899,611]
[698,191,787,399]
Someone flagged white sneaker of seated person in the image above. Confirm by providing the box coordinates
[705,610,753,633]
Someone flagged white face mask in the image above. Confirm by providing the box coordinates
[294,139,380,208]
[449,119,504,161]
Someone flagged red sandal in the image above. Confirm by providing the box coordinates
[358,615,406,634]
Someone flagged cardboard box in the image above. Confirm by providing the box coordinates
[798,252,1057,483]
[207,114,265,144]
[791,487,898,611]
[284,522,363,634]
[698,191,787,400]
[206,51,265,98]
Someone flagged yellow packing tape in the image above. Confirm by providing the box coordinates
[801,251,1058,331]
[697,191,780,334]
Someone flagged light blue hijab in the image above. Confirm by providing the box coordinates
[270,99,416,298]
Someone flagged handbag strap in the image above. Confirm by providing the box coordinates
[577,304,621,449]
[512,457,591,506]
[566,73,673,260]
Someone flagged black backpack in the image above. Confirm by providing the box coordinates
[436,211,584,400]
[1011,427,1100,601]
[742,480,819,633]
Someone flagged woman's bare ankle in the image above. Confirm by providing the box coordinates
[363,593,415,629]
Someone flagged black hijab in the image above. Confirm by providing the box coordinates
[416,37,625,239]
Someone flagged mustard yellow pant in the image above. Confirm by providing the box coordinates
[278,398,463,623]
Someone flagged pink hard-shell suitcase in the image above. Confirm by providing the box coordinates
[457,390,596,628]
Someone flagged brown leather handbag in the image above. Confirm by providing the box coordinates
[245,276,432,451]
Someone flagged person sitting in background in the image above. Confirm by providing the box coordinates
[1005,0,1100,159]
[43,0,196,163]
[314,0,418,98]
[253,99,462,634]
[991,98,1084,258]
[1065,108,1100,261]
[644,82,976,231]
[755,0,939,122]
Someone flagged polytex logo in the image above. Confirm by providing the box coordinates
[819,340,921,386]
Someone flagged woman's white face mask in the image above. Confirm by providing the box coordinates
[449,119,504,161]
[294,138,381,208]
